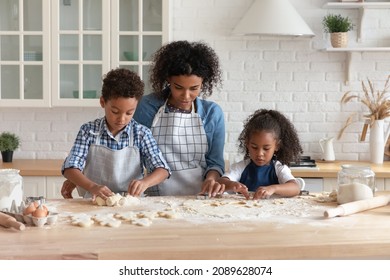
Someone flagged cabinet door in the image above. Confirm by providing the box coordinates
[46,176,67,199]
[0,0,50,107]
[52,0,170,107]
[22,176,46,198]
[51,0,110,107]
[111,0,170,94]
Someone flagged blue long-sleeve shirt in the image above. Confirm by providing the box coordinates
[133,93,225,177]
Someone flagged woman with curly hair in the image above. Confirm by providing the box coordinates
[61,68,170,200]
[217,109,303,200]
[133,40,225,196]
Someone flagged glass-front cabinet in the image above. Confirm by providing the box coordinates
[0,0,50,107]
[0,0,170,107]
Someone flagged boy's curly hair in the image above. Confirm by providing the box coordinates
[149,40,222,99]
[238,109,303,165]
[101,68,144,101]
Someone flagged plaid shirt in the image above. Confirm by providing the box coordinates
[62,117,170,175]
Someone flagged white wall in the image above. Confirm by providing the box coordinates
[1,0,390,164]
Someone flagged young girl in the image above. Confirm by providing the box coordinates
[218,109,303,200]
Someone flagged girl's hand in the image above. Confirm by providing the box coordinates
[253,186,275,200]
[200,178,225,198]
[61,179,76,199]
[231,183,250,200]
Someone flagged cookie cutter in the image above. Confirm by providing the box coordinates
[196,193,209,200]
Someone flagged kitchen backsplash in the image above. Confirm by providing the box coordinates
[1,0,390,164]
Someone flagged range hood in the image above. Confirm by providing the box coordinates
[232,0,315,37]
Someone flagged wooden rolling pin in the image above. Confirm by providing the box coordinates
[324,195,390,218]
[0,212,26,231]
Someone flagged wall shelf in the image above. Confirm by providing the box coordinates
[324,47,390,85]
[323,2,390,42]
[323,2,390,84]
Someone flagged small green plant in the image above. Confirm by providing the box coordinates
[322,14,354,33]
[0,132,20,152]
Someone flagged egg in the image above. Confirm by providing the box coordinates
[32,205,48,218]
[23,202,37,215]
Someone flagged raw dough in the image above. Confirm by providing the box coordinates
[93,214,121,227]
[337,182,373,204]
[95,194,141,207]
[70,214,94,227]
[132,218,152,227]
[106,193,122,207]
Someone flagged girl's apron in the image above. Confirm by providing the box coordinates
[77,121,143,198]
[150,102,207,195]
[239,160,279,192]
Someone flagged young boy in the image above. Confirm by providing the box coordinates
[61,68,171,200]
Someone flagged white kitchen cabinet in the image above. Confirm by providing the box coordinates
[0,0,170,107]
[0,0,51,107]
[23,176,65,199]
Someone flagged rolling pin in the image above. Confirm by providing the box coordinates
[324,195,390,218]
[0,212,26,231]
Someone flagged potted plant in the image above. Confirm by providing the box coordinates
[0,132,20,162]
[322,14,354,48]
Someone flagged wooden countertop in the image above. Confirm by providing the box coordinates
[1,159,390,178]
[291,160,390,178]
[0,159,63,176]
[1,193,390,260]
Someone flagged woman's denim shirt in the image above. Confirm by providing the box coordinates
[133,93,225,177]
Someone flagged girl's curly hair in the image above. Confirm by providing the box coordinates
[238,109,303,165]
[149,40,222,99]
[101,68,144,101]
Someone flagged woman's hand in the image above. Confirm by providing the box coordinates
[61,179,76,199]
[200,178,225,198]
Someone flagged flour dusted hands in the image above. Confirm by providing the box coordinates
[128,179,150,196]
[90,184,113,201]
[200,178,225,198]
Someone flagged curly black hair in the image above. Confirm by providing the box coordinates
[101,68,144,101]
[238,109,303,165]
[149,40,222,99]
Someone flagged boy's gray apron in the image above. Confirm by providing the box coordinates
[77,121,143,198]
[150,102,207,195]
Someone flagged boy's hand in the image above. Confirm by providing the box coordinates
[128,180,149,196]
[61,179,76,199]
[90,184,113,201]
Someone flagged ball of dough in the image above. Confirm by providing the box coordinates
[337,182,373,204]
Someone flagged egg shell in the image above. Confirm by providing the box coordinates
[23,203,37,215]
[32,205,49,218]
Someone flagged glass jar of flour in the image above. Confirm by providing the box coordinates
[337,165,375,204]
[0,169,23,211]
